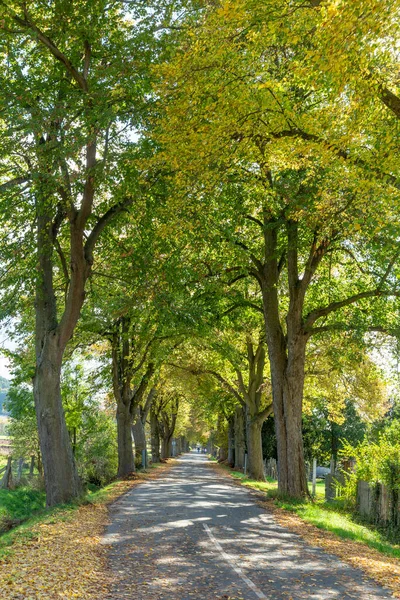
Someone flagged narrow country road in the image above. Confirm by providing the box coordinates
[103,453,391,600]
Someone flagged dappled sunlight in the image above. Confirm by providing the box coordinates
[103,452,392,599]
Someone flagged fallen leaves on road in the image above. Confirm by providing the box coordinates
[211,463,400,598]
[265,501,400,599]
[0,462,174,599]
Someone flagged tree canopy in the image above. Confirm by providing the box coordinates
[0,0,399,504]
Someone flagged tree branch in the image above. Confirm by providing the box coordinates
[0,175,30,191]
[169,362,245,406]
[84,196,133,265]
[380,86,400,119]
[304,289,400,331]
[10,6,88,91]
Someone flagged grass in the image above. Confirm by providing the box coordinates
[276,498,400,559]
[228,468,326,498]
[0,487,46,525]
[219,464,400,560]
[0,460,167,558]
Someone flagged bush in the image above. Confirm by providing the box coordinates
[76,410,118,487]
[343,421,400,489]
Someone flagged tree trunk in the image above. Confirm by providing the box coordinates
[34,338,81,505]
[227,417,235,466]
[259,223,309,499]
[161,435,172,459]
[132,405,146,467]
[234,405,246,470]
[117,403,135,477]
[34,202,83,506]
[247,418,264,480]
[268,333,309,497]
[150,408,161,463]
[160,400,178,460]
[219,446,227,461]
[0,456,13,489]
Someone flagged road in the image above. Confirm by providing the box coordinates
[103,452,392,599]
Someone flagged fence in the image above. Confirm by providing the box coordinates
[264,458,278,480]
[357,480,400,528]
[0,456,38,489]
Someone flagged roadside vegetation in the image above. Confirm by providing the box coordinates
[216,463,400,560]
[0,1,400,595]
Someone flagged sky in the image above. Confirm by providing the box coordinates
[0,332,16,380]
[0,357,10,379]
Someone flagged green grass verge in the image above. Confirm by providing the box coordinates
[0,487,46,524]
[227,469,325,498]
[220,465,400,560]
[0,461,166,558]
[276,499,400,559]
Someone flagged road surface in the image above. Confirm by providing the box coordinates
[103,452,392,599]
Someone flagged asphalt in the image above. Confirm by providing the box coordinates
[103,452,392,600]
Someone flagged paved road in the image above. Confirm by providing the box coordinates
[103,453,392,599]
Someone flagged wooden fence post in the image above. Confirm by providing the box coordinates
[17,458,24,482]
[312,458,317,496]
[0,456,13,489]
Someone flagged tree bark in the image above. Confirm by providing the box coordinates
[112,322,135,477]
[257,221,311,498]
[161,435,172,459]
[34,342,81,503]
[132,405,146,466]
[116,403,135,477]
[150,407,161,463]
[227,416,235,466]
[34,201,82,505]
[247,418,264,480]
[237,338,271,481]
[234,405,246,470]
[160,398,178,459]
[132,387,156,466]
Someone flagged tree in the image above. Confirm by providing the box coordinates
[132,387,157,467]
[155,0,400,497]
[110,316,156,476]
[0,1,158,505]
[5,385,42,474]
[171,327,273,480]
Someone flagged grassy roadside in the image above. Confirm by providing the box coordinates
[0,461,171,557]
[213,462,400,597]
[224,467,326,498]
[0,460,174,599]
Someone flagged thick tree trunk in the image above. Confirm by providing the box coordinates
[260,223,309,499]
[150,408,161,463]
[247,418,264,480]
[116,403,135,477]
[132,405,146,467]
[34,336,81,506]
[234,405,246,470]
[227,417,235,466]
[219,446,228,461]
[161,435,172,459]
[34,202,83,506]
[267,329,308,497]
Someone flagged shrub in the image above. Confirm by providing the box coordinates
[76,410,118,487]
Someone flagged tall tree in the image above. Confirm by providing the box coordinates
[155,0,400,497]
[0,0,169,504]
